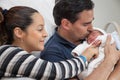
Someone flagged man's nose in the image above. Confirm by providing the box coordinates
[88,24,93,32]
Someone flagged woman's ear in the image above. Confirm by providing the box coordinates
[13,27,25,39]
[61,18,71,30]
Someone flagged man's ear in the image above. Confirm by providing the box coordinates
[61,18,71,30]
[13,27,25,38]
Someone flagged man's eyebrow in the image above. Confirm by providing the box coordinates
[84,18,94,24]
[84,21,92,24]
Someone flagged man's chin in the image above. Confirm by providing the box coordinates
[79,38,86,43]
[80,36,86,40]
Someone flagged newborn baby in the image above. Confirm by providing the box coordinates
[72,27,120,79]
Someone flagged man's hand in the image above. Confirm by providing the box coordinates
[104,35,120,65]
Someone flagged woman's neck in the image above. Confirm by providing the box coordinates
[12,41,31,53]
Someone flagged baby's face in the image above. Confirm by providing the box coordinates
[87,30,102,44]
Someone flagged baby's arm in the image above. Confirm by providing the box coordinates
[71,41,89,56]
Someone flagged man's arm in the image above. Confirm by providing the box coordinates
[108,59,120,80]
[84,58,115,80]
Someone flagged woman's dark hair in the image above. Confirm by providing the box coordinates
[53,0,94,26]
[0,6,38,45]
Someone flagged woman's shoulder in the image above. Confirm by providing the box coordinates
[0,45,26,55]
[0,45,22,50]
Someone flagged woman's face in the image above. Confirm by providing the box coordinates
[87,30,102,44]
[22,13,48,52]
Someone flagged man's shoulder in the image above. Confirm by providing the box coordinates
[41,43,63,55]
[45,35,64,49]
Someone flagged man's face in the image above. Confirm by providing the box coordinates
[68,10,94,43]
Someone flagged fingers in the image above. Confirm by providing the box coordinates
[93,47,99,58]
[104,35,111,53]
[105,35,111,46]
[105,35,116,50]
[111,42,116,47]
[104,35,120,64]
[82,45,99,61]
[90,40,101,48]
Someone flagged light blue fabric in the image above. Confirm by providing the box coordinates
[111,31,120,50]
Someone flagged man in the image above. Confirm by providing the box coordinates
[40,0,120,80]
[40,1,94,79]
[41,0,94,62]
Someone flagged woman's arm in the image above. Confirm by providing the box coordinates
[0,45,87,80]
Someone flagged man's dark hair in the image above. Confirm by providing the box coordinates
[53,0,94,26]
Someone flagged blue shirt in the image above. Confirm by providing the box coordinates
[40,31,76,62]
[40,31,83,79]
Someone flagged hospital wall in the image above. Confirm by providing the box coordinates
[93,0,120,29]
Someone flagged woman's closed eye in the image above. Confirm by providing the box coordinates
[37,26,44,31]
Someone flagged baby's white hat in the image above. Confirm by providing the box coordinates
[93,27,115,47]
[93,27,106,35]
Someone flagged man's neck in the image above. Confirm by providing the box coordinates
[57,27,82,45]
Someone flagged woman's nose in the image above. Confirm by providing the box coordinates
[43,29,48,37]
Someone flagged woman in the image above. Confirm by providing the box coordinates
[0,6,99,80]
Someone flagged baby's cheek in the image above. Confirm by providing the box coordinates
[87,39,91,44]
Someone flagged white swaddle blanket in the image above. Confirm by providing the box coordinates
[71,28,120,79]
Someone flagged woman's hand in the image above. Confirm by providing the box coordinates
[82,40,101,61]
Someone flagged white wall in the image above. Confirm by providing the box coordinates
[93,0,120,29]
[0,0,119,32]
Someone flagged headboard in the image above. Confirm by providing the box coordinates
[103,21,120,36]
